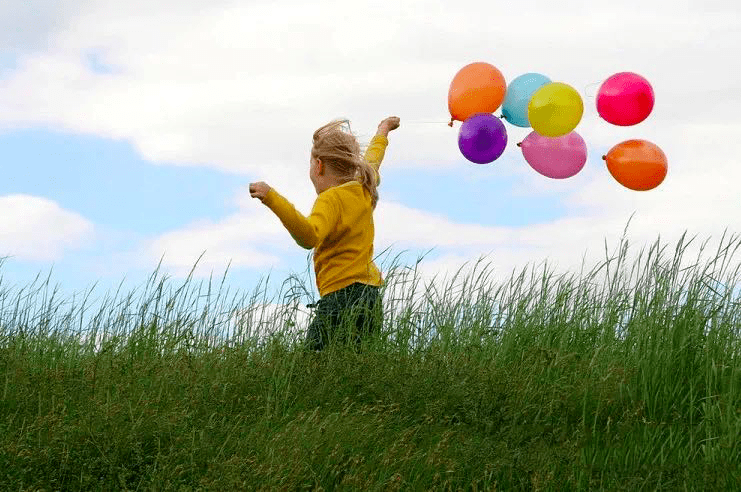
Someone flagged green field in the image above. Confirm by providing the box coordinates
[1,232,740,490]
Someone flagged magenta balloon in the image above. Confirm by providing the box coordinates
[520,131,587,179]
[596,72,655,126]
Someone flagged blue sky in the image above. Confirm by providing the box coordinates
[0,55,16,77]
[1,130,235,234]
[2,0,740,319]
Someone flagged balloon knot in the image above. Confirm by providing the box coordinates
[448,119,454,128]
[601,155,606,160]
[500,114,506,119]
[516,142,521,147]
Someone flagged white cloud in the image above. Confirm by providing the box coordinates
[0,194,94,261]
[0,0,90,51]
[143,207,290,277]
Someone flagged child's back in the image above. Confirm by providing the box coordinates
[249,116,400,351]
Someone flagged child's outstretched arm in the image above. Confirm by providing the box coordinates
[249,181,337,250]
[363,116,400,186]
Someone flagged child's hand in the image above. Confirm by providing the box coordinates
[249,181,271,202]
[377,116,400,136]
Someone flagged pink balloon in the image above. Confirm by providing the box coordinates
[597,72,654,126]
[520,131,587,179]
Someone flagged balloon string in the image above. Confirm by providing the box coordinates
[404,121,450,124]
[397,119,452,125]
[446,114,506,127]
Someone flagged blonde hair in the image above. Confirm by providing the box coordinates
[311,119,379,208]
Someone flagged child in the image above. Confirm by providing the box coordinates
[249,116,400,352]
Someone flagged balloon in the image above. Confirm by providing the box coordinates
[597,72,654,126]
[502,73,551,127]
[519,131,587,179]
[603,139,667,191]
[528,82,584,137]
[448,62,507,123]
[458,113,508,164]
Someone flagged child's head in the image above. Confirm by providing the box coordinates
[310,120,379,208]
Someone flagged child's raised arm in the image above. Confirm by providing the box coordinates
[363,116,400,185]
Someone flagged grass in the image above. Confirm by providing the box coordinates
[1,230,740,490]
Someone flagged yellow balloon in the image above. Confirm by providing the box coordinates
[527,82,584,137]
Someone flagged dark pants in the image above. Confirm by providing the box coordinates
[305,283,382,353]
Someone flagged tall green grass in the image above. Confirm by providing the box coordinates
[1,231,740,490]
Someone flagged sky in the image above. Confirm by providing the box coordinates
[1,0,741,330]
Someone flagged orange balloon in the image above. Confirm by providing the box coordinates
[603,139,667,191]
[448,62,507,123]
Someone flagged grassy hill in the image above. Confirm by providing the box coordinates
[1,232,740,490]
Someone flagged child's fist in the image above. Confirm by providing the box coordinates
[377,116,400,136]
[249,181,271,202]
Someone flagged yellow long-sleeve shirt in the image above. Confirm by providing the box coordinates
[262,135,389,297]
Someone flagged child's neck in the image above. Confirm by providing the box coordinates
[316,175,350,194]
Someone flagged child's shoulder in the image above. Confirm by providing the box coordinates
[318,181,365,204]
[324,181,362,195]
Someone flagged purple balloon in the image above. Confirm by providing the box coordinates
[458,113,508,164]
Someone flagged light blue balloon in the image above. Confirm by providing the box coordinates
[501,73,551,128]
